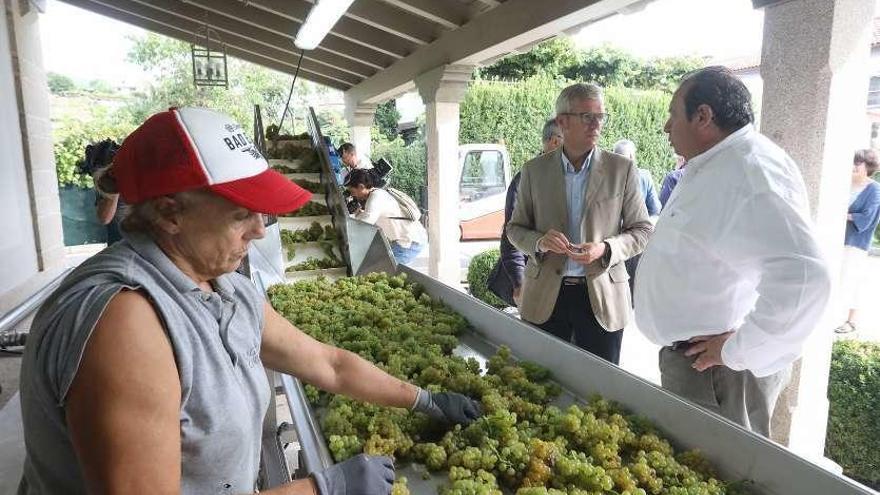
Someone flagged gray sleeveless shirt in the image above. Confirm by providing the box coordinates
[18,233,270,494]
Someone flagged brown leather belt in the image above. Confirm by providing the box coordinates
[561,276,586,286]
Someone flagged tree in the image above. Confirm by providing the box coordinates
[479,40,703,94]
[53,106,135,188]
[123,33,334,137]
[47,72,75,94]
[564,45,703,92]
[562,45,642,88]
[478,37,581,81]
[374,100,400,141]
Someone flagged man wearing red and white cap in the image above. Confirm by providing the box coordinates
[18,108,481,495]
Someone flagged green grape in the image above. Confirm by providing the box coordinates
[266,273,732,495]
[391,476,410,495]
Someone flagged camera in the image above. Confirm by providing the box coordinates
[342,157,393,214]
[344,190,363,214]
[77,139,120,177]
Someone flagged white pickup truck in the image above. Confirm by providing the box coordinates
[455,143,512,241]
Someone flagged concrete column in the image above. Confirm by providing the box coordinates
[759,0,874,461]
[8,0,64,272]
[343,99,377,162]
[415,64,472,286]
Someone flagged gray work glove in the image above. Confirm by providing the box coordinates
[311,454,395,495]
[411,387,482,425]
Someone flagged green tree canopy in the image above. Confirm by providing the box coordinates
[478,38,581,81]
[479,39,703,93]
[374,100,400,141]
[123,33,332,136]
[47,72,75,94]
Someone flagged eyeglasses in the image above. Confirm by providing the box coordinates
[560,112,609,126]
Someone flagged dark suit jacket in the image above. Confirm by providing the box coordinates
[500,172,526,287]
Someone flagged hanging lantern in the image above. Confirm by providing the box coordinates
[191,25,228,88]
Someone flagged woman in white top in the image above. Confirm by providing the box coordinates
[345,168,427,265]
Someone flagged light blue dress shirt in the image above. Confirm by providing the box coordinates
[562,149,593,277]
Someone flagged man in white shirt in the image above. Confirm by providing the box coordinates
[634,66,831,437]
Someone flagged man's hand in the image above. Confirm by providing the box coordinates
[684,332,734,372]
[567,242,606,265]
[311,454,394,495]
[512,286,522,307]
[537,229,570,254]
[412,388,482,425]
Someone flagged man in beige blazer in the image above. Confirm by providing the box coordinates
[507,83,653,364]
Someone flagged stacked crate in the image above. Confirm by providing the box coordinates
[267,137,347,283]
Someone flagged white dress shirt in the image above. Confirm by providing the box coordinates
[634,125,830,377]
[562,150,593,277]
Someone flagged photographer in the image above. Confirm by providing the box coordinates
[345,168,426,266]
[80,139,124,244]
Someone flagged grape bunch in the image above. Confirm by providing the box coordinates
[268,273,743,494]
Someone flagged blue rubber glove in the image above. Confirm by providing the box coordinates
[411,387,482,425]
[311,454,395,495]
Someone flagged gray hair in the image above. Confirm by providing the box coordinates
[541,118,560,144]
[613,139,637,161]
[555,83,604,115]
[120,189,209,235]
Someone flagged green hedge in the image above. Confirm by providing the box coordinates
[460,77,562,174]
[826,340,880,488]
[466,249,507,308]
[459,76,676,184]
[375,76,677,205]
[374,138,426,203]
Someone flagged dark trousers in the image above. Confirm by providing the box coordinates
[536,283,624,364]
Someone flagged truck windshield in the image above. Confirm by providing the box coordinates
[460,150,505,202]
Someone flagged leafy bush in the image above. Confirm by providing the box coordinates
[460,76,562,173]
[466,249,506,308]
[52,109,135,188]
[601,87,677,185]
[374,137,426,203]
[826,340,880,488]
[479,39,703,94]
[478,38,581,82]
[460,76,676,183]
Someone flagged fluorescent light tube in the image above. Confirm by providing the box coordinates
[294,0,356,50]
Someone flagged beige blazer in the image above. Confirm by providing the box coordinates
[507,147,653,330]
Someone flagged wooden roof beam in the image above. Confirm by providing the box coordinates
[301,0,438,45]
[59,0,357,88]
[376,0,469,29]
[248,0,415,59]
[126,0,372,79]
[180,0,394,71]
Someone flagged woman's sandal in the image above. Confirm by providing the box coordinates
[834,321,857,334]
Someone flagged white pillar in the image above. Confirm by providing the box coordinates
[344,99,376,162]
[415,65,472,286]
[759,0,874,460]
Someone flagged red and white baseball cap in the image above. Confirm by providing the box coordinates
[113,107,312,215]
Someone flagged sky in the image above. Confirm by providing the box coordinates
[572,0,765,61]
[40,1,150,86]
